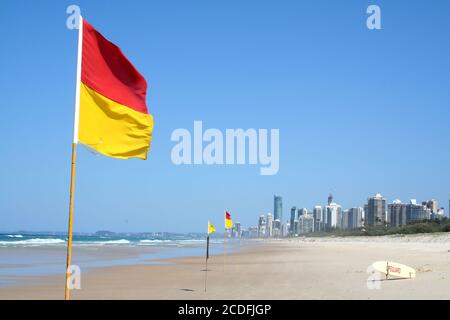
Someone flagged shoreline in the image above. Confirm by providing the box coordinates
[0,239,253,290]
[1,234,449,299]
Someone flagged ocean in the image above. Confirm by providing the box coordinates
[0,232,240,287]
[0,232,215,246]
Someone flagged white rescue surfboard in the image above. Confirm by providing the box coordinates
[372,261,416,279]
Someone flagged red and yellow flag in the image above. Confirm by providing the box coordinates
[225,211,233,229]
[76,18,153,160]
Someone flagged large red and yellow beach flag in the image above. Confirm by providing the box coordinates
[65,16,153,301]
[74,17,153,159]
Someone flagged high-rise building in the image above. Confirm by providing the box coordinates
[290,207,296,234]
[298,214,314,234]
[341,210,349,230]
[274,195,283,222]
[406,200,431,223]
[446,200,450,218]
[248,227,259,238]
[313,206,323,232]
[328,194,333,206]
[432,208,445,220]
[388,199,407,227]
[293,220,299,235]
[272,219,281,237]
[366,193,386,226]
[322,206,328,225]
[363,204,368,226]
[258,215,267,238]
[426,199,439,213]
[297,208,308,218]
[234,221,242,238]
[348,207,363,229]
[438,208,445,219]
[326,202,342,229]
[281,222,288,237]
[266,212,273,237]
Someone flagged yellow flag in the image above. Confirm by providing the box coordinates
[208,221,216,234]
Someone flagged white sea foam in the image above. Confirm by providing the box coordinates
[138,239,172,246]
[0,238,65,246]
[0,237,207,247]
[96,239,131,245]
[6,235,24,238]
[138,239,206,246]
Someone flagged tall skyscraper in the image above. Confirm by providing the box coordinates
[348,207,363,229]
[322,205,328,225]
[341,210,349,230]
[293,219,299,235]
[406,200,431,223]
[388,199,407,227]
[272,219,281,237]
[298,213,314,234]
[266,212,273,237]
[328,194,333,206]
[436,208,445,220]
[234,222,242,238]
[297,208,308,218]
[258,215,267,238]
[248,227,258,238]
[313,206,323,232]
[366,193,386,226]
[363,204,368,225]
[326,202,342,229]
[426,199,439,213]
[290,207,296,234]
[274,195,283,222]
[281,222,288,237]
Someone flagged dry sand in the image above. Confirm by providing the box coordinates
[1,234,450,300]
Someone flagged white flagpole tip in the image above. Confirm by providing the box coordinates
[72,15,83,144]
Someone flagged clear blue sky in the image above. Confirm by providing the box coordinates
[0,0,449,233]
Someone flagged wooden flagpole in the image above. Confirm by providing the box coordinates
[204,235,209,292]
[223,213,225,270]
[223,211,227,271]
[65,15,83,301]
[65,143,77,300]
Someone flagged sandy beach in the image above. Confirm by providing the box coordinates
[1,234,450,300]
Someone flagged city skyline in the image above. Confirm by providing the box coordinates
[1,191,448,234]
[236,192,448,238]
